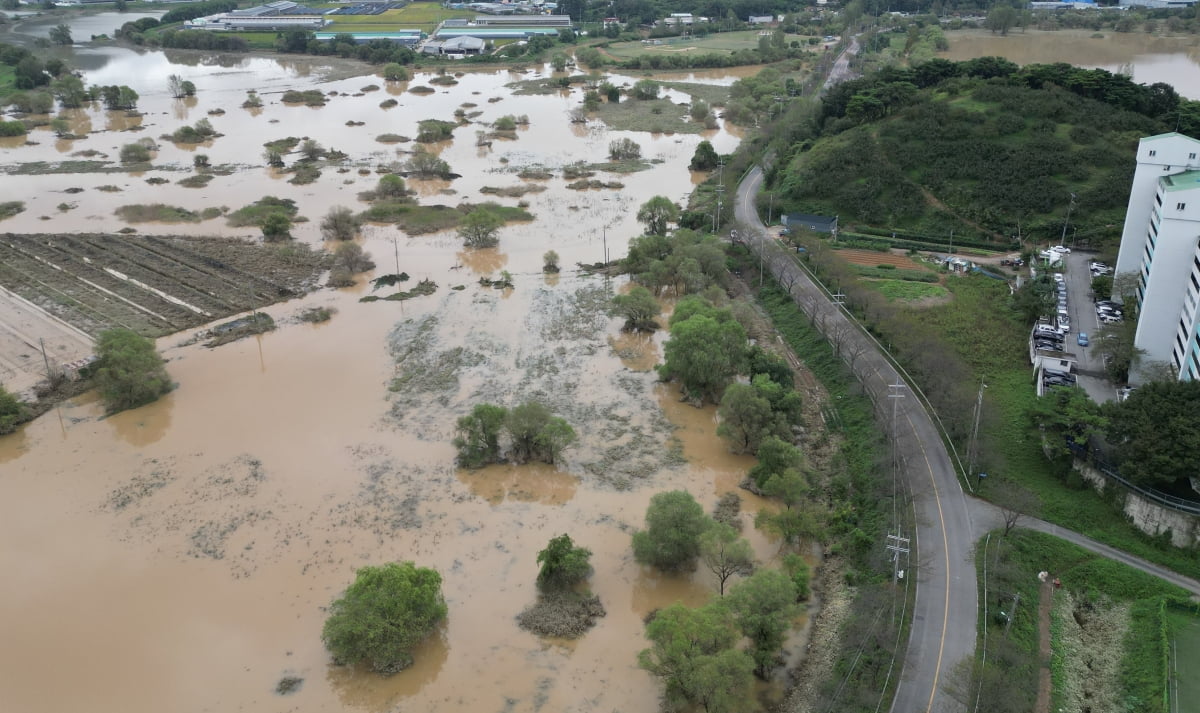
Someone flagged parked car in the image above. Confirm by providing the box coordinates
[1077,332,1089,347]
[1099,314,1123,324]
[1050,245,1071,254]
[1057,315,1071,332]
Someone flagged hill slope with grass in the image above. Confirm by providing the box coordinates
[772,59,1191,248]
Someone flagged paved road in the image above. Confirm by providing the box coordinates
[823,36,860,90]
[0,285,93,398]
[965,499,1200,596]
[736,168,977,713]
[736,170,1200,711]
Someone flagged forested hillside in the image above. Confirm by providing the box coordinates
[771,58,1199,247]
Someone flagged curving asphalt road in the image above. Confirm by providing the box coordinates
[735,167,977,713]
[734,169,1200,713]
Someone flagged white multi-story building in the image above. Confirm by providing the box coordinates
[1114,132,1200,382]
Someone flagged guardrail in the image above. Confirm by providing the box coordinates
[741,228,975,493]
[1066,441,1200,516]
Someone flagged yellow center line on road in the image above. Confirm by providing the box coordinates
[905,410,951,713]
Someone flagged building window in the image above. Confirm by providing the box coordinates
[1179,203,1188,211]
[1191,153,1198,160]
[1165,165,1172,171]
[1149,150,1157,157]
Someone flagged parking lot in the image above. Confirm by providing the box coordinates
[1061,251,1118,403]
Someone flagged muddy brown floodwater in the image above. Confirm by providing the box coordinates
[0,50,797,713]
[941,29,1200,99]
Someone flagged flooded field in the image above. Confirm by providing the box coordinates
[941,29,1200,99]
[0,45,793,713]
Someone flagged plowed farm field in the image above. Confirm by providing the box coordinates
[834,248,931,270]
[0,233,329,392]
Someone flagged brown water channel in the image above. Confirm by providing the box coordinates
[0,52,786,713]
[941,28,1200,99]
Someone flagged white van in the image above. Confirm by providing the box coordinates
[1057,314,1071,332]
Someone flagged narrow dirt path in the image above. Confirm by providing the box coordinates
[1036,581,1053,713]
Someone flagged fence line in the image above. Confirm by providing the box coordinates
[745,231,974,493]
[1067,441,1200,516]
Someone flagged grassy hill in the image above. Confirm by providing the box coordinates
[774,68,1168,248]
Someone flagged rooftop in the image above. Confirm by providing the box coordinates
[1162,170,1200,192]
[1143,131,1200,144]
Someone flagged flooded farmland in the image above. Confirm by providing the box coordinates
[0,40,791,713]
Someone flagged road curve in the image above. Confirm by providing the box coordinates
[736,167,977,713]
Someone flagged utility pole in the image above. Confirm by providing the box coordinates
[1060,192,1077,246]
[886,533,910,586]
[393,232,401,276]
[887,380,906,531]
[967,378,987,478]
[602,226,608,265]
[949,229,954,255]
[713,159,725,233]
[767,190,774,226]
[39,338,52,381]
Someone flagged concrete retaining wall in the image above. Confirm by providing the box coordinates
[1077,462,1200,549]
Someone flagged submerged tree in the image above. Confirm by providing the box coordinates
[458,208,502,248]
[699,523,754,595]
[638,602,754,713]
[93,328,172,414]
[452,403,508,468]
[536,534,592,590]
[632,490,712,571]
[322,562,447,674]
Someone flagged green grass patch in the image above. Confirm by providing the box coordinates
[226,196,299,228]
[114,203,205,223]
[865,279,948,302]
[1169,611,1200,713]
[852,265,939,282]
[359,200,532,235]
[591,96,704,134]
[660,80,733,108]
[975,529,1189,713]
[281,90,327,106]
[177,174,214,188]
[0,201,25,221]
[326,5,471,33]
[264,136,301,154]
[0,65,16,100]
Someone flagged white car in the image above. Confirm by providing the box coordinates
[1050,245,1071,254]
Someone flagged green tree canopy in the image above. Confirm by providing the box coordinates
[632,490,712,571]
[726,569,799,677]
[458,208,503,248]
[690,140,719,171]
[453,403,508,468]
[1030,385,1107,456]
[659,313,746,404]
[637,602,754,713]
[1104,379,1200,488]
[716,382,777,455]
[506,401,576,464]
[748,436,805,489]
[93,328,172,414]
[49,24,72,46]
[611,286,660,331]
[322,562,447,674]
[699,523,754,595]
[536,534,592,590]
[636,196,680,237]
[261,213,292,242]
[0,384,29,435]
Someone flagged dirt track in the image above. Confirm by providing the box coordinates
[0,233,329,394]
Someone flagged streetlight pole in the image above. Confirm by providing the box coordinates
[967,378,987,478]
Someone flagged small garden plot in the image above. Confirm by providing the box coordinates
[1171,613,1200,713]
[864,279,948,303]
[834,248,931,270]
